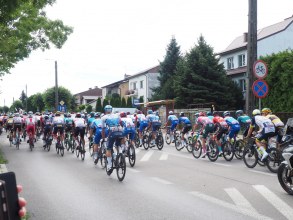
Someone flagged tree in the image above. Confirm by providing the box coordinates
[126,96,132,107]
[152,37,181,100]
[19,90,27,106]
[261,50,293,112]
[3,106,9,113]
[27,95,37,112]
[121,97,126,107]
[10,100,23,112]
[139,96,144,103]
[78,104,85,112]
[42,86,74,111]
[0,106,3,113]
[102,98,109,110]
[32,93,45,112]
[173,35,243,110]
[95,97,103,112]
[0,0,73,76]
[86,104,93,113]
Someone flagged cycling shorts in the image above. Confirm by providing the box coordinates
[13,124,22,132]
[256,129,275,143]
[228,124,240,139]
[53,127,64,135]
[171,120,179,131]
[152,122,161,132]
[74,127,85,139]
[139,121,148,132]
[26,125,35,136]
[123,128,135,140]
[94,128,103,144]
[202,123,214,139]
[107,131,123,150]
[182,124,192,134]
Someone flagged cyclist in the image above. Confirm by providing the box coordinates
[193,112,214,158]
[25,112,36,145]
[206,111,214,120]
[120,111,136,153]
[223,111,240,143]
[42,115,53,147]
[52,111,65,142]
[136,110,148,146]
[6,114,14,140]
[178,112,192,147]
[146,110,162,147]
[64,113,74,139]
[261,108,284,145]
[73,112,86,150]
[86,112,95,134]
[0,114,3,132]
[12,113,23,144]
[89,112,106,163]
[212,111,229,155]
[236,110,251,136]
[245,109,275,161]
[165,111,179,143]
[101,105,123,172]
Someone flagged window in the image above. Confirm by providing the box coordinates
[140,80,143,89]
[238,54,246,67]
[227,57,234,70]
[133,82,137,90]
[239,79,246,92]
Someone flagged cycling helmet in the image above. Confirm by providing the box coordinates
[179,112,184,117]
[261,108,272,114]
[76,112,81,118]
[55,111,61,116]
[206,111,212,116]
[28,111,33,115]
[199,112,205,117]
[120,112,127,118]
[9,114,13,118]
[23,112,27,115]
[236,110,243,116]
[94,112,100,117]
[252,109,261,116]
[35,112,40,115]
[223,111,230,117]
[169,111,173,115]
[126,112,130,115]
[137,110,142,114]
[104,105,112,113]
[213,111,219,116]
[14,113,20,117]
[90,112,95,117]
[67,113,71,117]
[147,110,153,115]
[20,114,23,118]
[44,115,49,120]
[194,113,199,117]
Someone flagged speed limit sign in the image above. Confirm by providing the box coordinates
[253,60,268,79]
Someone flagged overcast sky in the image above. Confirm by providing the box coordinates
[1,0,293,107]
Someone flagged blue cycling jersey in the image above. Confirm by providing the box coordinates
[179,116,191,125]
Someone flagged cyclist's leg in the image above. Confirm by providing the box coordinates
[106,132,115,170]
[80,127,85,147]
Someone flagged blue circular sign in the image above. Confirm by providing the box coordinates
[252,79,269,98]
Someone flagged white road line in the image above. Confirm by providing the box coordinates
[190,191,272,220]
[225,188,257,213]
[249,170,275,177]
[213,162,231,167]
[128,168,140,173]
[140,151,154,161]
[151,177,173,185]
[135,149,141,154]
[253,185,293,220]
[159,152,168,160]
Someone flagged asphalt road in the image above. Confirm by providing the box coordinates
[1,134,292,220]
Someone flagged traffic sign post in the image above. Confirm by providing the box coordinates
[253,60,268,79]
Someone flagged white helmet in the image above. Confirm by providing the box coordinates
[252,109,261,116]
[169,111,173,115]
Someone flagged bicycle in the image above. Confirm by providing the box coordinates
[55,129,64,157]
[147,127,164,150]
[36,126,42,141]
[22,128,27,141]
[94,140,107,168]
[43,131,53,152]
[174,130,193,152]
[75,135,86,161]
[8,129,13,147]
[105,136,127,182]
[64,130,74,152]
[28,131,34,151]
[124,135,136,167]
[15,128,21,150]
[88,136,94,157]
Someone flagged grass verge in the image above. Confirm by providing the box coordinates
[0,147,8,164]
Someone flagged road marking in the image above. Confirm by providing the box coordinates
[253,185,293,220]
[128,168,140,173]
[135,149,141,154]
[225,188,257,213]
[140,151,154,161]
[190,191,272,220]
[159,152,168,160]
[213,162,231,167]
[151,177,173,185]
[249,170,275,177]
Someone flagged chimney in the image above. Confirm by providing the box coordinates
[89,88,92,90]
[95,86,98,89]
[243,32,248,42]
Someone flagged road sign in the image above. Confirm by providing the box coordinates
[252,79,269,98]
[58,104,67,112]
[59,100,65,105]
[253,60,268,79]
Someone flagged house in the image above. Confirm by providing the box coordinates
[101,65,160,105]
[218,16,293,98]
[74,86,102,106]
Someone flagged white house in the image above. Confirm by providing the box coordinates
[218,16,293,97]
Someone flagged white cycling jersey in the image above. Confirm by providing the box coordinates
[74,118,86,127]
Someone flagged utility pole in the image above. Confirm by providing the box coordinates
[245,0,257,114]
[55,60,59,112]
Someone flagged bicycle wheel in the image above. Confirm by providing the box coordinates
[81,143,85,161]
[116,153,126,181]
[207,140,219,162]
[186,136,193,153]
[156,134,164,150]
[72,140,76,153]
[64,138,69,151]
[266,147,282,173]
[165,133,171,145]
[47,143,51,152]
[134,133,140,148]
[100,146,107,168]
[243,146,258,168]
[89,140,93,157]
[128,144,136,167]
[234,140,245,159]
[75,144,80,158]
[16,132,20,150]
[192,140,202,158]
[60,142,64,157]
[222,141,234,161]
[175,135,183,151]
[142,134,149,150]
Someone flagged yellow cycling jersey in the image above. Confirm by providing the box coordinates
[7,118,13,124]
[266,114,284,127]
